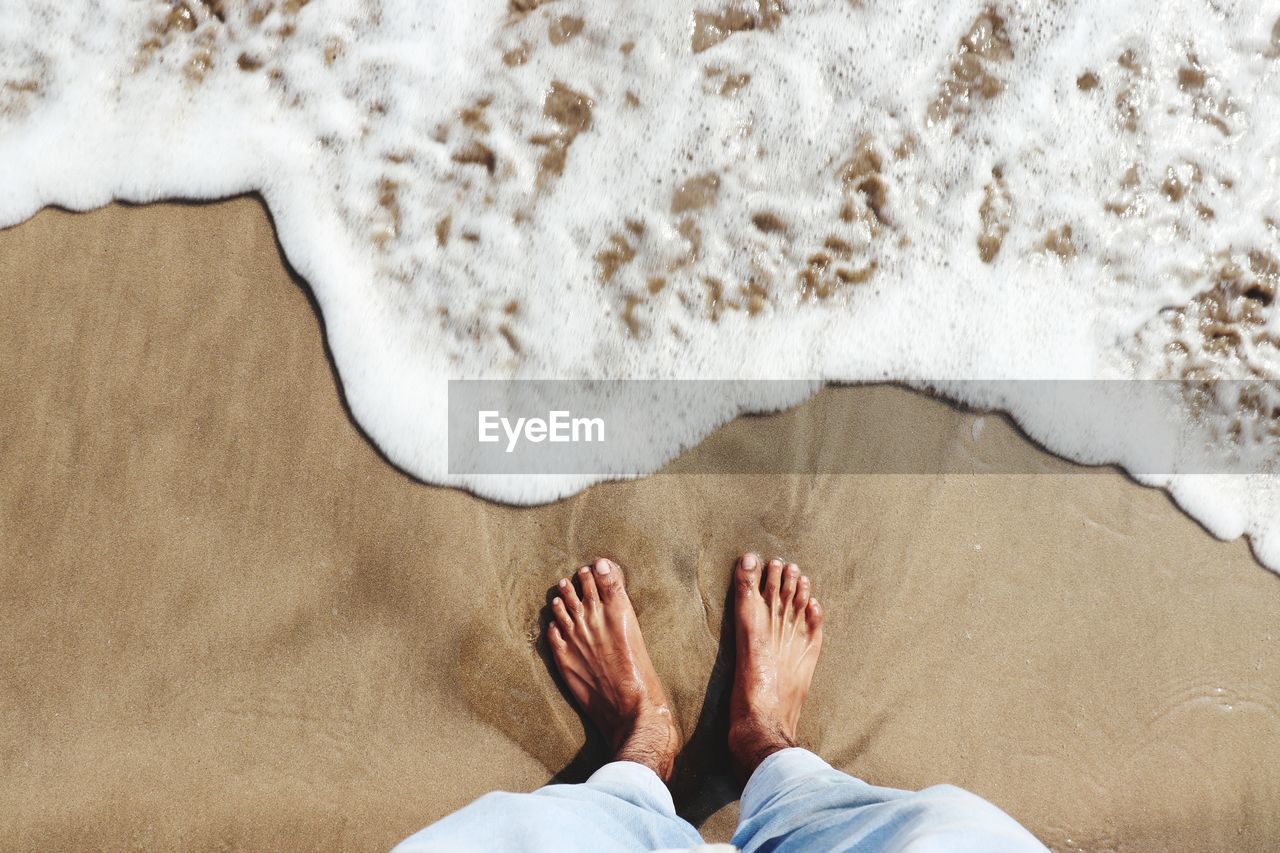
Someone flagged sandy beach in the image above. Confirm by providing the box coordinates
[1,198,1278,850]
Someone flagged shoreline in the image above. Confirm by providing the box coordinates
[1,199,1277,850]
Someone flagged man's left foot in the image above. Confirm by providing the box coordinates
[548,558,681,781]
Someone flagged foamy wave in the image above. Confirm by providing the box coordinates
[2,1,1278,568]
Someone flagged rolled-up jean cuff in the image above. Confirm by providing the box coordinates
[740,747,835,817]
[584,760,679,817]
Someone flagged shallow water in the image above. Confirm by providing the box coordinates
[1,0,1278,568]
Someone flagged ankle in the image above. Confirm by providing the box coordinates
[728,717,797,783]
[615,707,680,782]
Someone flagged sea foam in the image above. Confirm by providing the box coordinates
[1,1,1278,568]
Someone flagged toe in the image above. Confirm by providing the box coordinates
[781,563,799,614]
[551,596,575,634]
[735,553,760,601]
[806,597,824,633]
[548,621,567,650]
[559,577,585,622]
[593,558,624,603]
[578,565,600,608]
[764,558,784,607]
[794,575,811,614]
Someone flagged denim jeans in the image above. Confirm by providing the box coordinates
[393,747,1046,852]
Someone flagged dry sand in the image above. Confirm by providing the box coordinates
[1,198,1278,851]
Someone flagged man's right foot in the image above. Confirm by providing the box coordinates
[728,553,824,781]
[547,558,681,781]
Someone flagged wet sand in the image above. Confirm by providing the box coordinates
[1,198,1278,850]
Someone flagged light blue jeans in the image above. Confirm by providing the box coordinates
[393,748,1047,852]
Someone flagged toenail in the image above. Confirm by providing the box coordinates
[559,579,568,588]
[580,566,590,575]
[742,554,757,569]
[596,562,611,575]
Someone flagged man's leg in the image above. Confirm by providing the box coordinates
[732,748,1045,852]
[394,559,703,853]
[725,554,1046,853]
[393,759,701,853]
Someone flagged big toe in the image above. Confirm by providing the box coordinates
[593,558,625,603]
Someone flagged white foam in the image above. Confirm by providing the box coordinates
[1,0,1278,569]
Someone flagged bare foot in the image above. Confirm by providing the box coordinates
[728,553,824,781]
[547,558,681,781]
